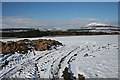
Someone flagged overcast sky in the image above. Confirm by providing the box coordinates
[2,2,118,29]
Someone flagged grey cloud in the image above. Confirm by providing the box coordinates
[2,16,118,29]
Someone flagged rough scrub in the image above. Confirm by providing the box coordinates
[0,39,63,55]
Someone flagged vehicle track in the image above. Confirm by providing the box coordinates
[49,43,89,79]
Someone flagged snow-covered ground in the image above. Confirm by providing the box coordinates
[0,35,119,79]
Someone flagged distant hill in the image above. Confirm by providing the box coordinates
[1,25,120,38]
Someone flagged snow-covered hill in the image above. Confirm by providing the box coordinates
[81,22,120,33]
[86,22,108,27]
[0,35,118,79]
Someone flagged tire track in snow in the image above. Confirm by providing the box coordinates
[35,46,65,61]
[0,66,17,78]
[0,49,57,79]
[50,46,80,79]
[50,42,94,79]
[33,46,65,78]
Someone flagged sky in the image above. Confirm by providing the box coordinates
[2,0,120,2]
[2,2,118,29]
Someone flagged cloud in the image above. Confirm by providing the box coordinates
[2,16,118,29]
[2,16,48,28]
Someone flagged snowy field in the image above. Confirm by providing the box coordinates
[0,35,119,79]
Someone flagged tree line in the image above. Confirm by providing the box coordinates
[1,29,119,38]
